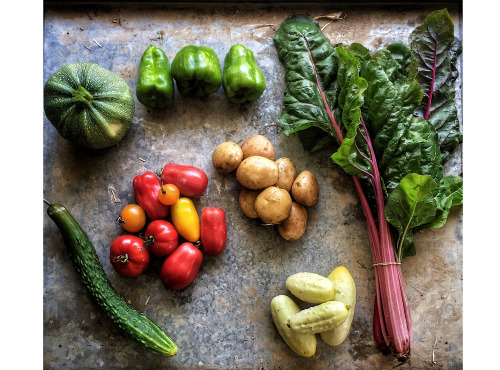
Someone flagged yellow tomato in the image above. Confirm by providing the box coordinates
[171,198,200,242]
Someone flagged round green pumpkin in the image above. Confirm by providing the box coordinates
[44,62,135,150]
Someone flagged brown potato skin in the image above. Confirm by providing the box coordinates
[239,187,261,218]
[291,170,320,207]
[275,157,297,193]
[278,202,308,241]
[241,135,276,161]
[236,156,279,189]
[254,186,292,224]
[212,142,243,173]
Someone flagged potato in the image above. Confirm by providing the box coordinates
[238,187,261,218]
[275,157,297,192]
[291,170,320,207]
[241,134,275,160]
[212,141,243,173]
[254,186,292,224]
[278,202,307,241]
[236,156,279,190]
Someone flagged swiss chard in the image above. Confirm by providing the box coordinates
[410,9,463,161]
[385,174,438,260]
[273,10,463,363]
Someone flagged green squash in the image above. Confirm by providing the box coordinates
[44,63,135,150]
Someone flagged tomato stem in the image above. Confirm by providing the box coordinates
[143,235,155,249]
[113,253,129,263]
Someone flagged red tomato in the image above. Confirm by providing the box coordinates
[109,235,149,277]
[160,242,203,290]
[144,220,179,258]
[160,163,208,197]
[200,207,227,256]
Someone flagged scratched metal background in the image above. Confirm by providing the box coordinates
[43,3,463,369]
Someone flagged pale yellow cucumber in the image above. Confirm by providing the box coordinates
[320,265,356,346]
[288,301,349,335]
[285,272,335,304]
[271,295,317,357]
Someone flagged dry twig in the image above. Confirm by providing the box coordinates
[432,333,438,364]
[313,12,346,21]
[251,24,279,32]
[108,186,121,203]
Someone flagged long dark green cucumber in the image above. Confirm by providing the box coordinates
[46,202,178,357]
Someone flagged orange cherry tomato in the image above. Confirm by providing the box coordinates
[158,183,180,206]
[118,204,146,233]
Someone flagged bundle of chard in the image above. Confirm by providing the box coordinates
[273,9,463,362]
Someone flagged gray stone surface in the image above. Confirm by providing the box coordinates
[43,4,463,369]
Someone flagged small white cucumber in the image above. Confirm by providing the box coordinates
[285,272,335,304]
[320,265,356,346]
[271,295,317,357]
[287,300,349,335]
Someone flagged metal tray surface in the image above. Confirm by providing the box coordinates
[43,3,463,369]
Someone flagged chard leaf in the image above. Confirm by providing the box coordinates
[381,116,443,193]
[331,46,371,180]
[347,43,371,73]
[298,126,336,153]
[386,41,411,76]
[385,173,437,259]
[416,174,463,230]
[273,15,341,141]
[362,49,424,166]
[347,43,371,61]
[361,49,444,193]
[410,9,462,160]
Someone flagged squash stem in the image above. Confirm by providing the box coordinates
[72,86,94,108]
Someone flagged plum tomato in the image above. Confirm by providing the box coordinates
[158,183,180,206]
[118,204,146,233]
[171,198,200,243]
[144,220,179,258]
[160,242,203,290]
[109,235,149,277]
[200,207,227,256]
[160,163,208,197]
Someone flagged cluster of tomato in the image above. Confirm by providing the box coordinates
[110,163,227,290]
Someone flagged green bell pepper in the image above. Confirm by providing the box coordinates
[222,44,266,104]
[136,45,174,108]
[171,45,222,98]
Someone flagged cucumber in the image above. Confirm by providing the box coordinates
[45,202,178,357]
[271,295,317,357]
[287,301,350,335]
[285,272,335,304]
[320,265,356,346]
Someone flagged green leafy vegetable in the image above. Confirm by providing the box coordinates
[386,41,411,76]
[331,46,369,180]
[409,8,463,160]
[273,15,341,141]
[385,174,437,259]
